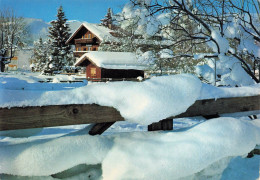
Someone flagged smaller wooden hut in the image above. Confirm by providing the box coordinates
[74,51,147,81]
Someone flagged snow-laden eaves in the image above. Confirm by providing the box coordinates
[74,51,148,70]
[66,22,115,44]
[82,22,114,41]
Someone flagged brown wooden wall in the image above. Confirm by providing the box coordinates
[72,27,100,57]
[86,63,102,79]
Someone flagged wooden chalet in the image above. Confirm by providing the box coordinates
[66,22,116,58]
[74,51,146,80]
[66,22,147,81]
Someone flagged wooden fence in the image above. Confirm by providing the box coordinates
[86,78,144,82]
[0,95,259,135]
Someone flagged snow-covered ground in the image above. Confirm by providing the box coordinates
[0,71,259,179]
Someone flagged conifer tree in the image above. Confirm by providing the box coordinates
[100,8,114,29]
[32,38,51,71]
[48,6,72,71]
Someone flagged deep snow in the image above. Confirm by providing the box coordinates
[0,72,259,179]
[0,118,259,179]
[1,73,260,124]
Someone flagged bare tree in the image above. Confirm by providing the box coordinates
[228,0,260,80]
[129,0,259,84]
[0,8,27,72]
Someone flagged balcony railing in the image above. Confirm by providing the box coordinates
[75,38,94,44]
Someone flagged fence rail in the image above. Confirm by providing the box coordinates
[0,95,259,135]
[86,78,144,82]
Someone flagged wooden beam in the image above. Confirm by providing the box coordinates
[148,95,260,131]
[173,95,260,119]
[0,95,259,132]
[0,104,124,131]
[89,122,115,135]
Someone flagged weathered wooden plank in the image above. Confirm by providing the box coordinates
[0,95,259,132]
[0,104,124,131]
[148,95,259,131]
[89,122,115,135]
[173,95,260,119]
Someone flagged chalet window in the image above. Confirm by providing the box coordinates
[77,47,81,51]
[87,34,91,39]
[83,48,87,51]
[91,68,96,76]
[93,47,96,51]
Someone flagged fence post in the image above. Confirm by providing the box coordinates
[148,119,173,131]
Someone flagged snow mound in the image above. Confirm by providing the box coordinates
[0,134,112,176]
[102,118,260,179]
[0,118,259,178]
[200,83,260,99]
[35,74,202,125]
[0,74,201,125]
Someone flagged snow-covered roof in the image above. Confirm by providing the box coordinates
[74,51,148,70]
[66,22,114,44]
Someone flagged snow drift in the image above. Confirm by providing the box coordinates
[0,118,259,179]
[1,74,202,125]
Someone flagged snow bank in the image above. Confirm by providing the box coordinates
[0,118,259,178]
[0,74,201,125]
[200,83,260,99]
[0,133,112,176]
[221,155,260,180]
[102,118,260,179]
[1,73,260,124]
[0,76,87,90]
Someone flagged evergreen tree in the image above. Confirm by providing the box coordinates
[31,38,51,72]
[48,6,72,71]
[100,8,114,29]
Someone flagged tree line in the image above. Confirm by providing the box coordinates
[1,1,259,86]
[0,6,73,73]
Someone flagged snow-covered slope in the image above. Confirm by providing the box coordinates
[24,18,82,45]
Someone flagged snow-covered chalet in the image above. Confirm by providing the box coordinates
[66,22,146,80]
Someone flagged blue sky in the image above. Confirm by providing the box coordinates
[0,0,126,23]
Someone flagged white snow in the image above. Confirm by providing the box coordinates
[0,72,259,179]
[102,118,260,180]
[1,73,260,125]
[195,54,257,87]
[211,30,230,53]
[82,22,114,41]
[137,50,156,65]
[0,118,259,179]
[67,22,115,43]
[158,49,174,58]
[195,64,215,84]
[199,83,260,99]
[0,74,201,125]
[75,51,148,70]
